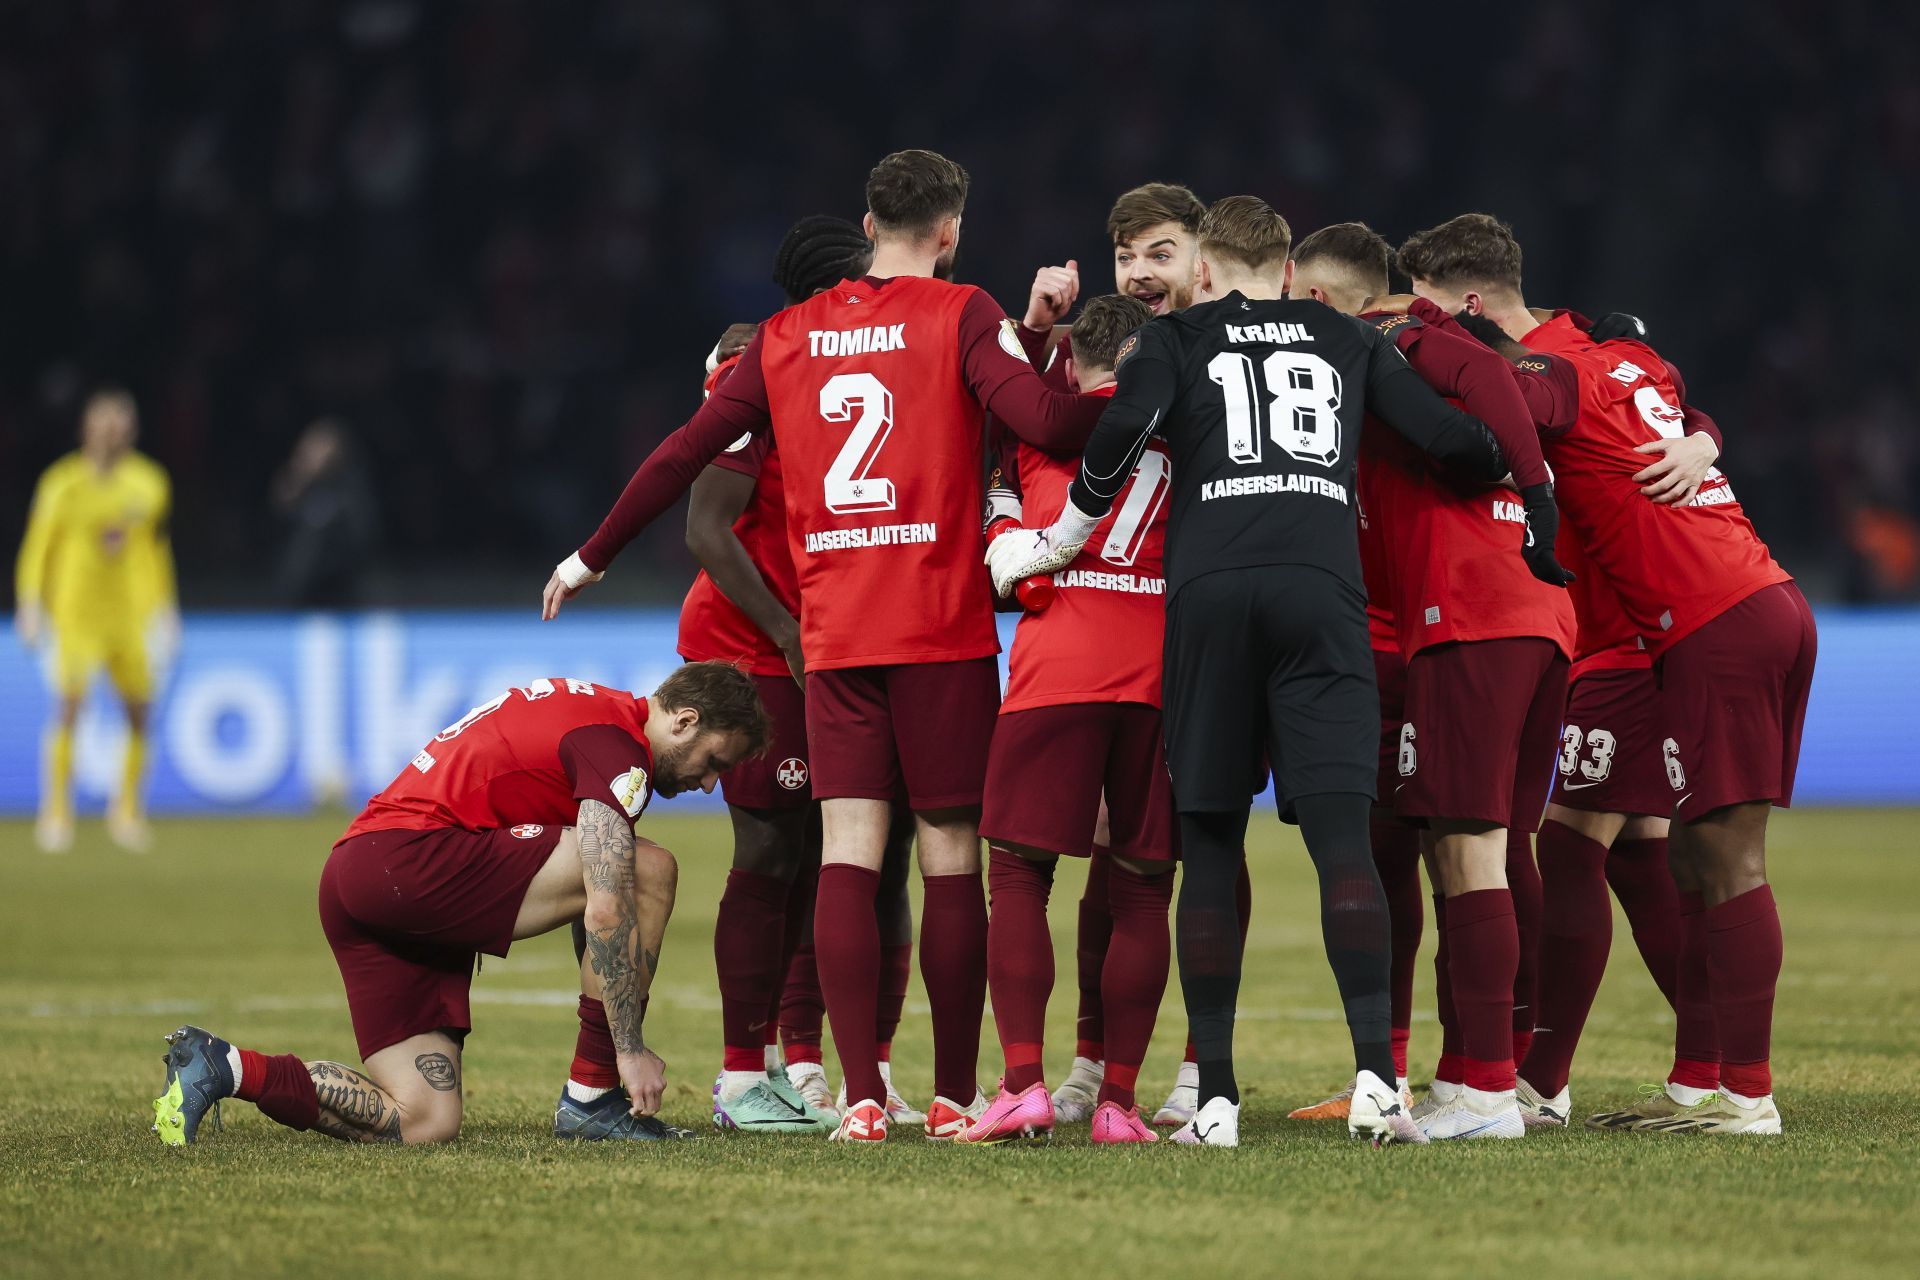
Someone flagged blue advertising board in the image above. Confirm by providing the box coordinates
[0,608,1913,815]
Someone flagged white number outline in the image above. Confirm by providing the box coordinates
[819,372,897,514]
[1099,448,1172,567]
[433,679,594,742]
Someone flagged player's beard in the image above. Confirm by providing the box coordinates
[650,740,691,798]
[932,245,959,282]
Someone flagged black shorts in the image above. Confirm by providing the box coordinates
[1162,565,1377,814]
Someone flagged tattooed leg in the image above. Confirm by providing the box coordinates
[305,1031,464,1144]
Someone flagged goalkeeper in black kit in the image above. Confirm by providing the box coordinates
[986,196,1570,1148]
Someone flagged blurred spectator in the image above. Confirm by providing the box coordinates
[0,0,1914,604]
[272,418,378,607]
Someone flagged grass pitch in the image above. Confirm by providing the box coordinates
[2,808,1916,1279]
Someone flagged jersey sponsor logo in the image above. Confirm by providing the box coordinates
[610,766,651,818]
[1052,568,1165,595]
[776,757,809,790]
[997,318,1031,362]
[1371,314,1415,336]
[804,521,938,553]
[1517,357,1550,375]
[1225,321,1315,345]
[510,823,545,839]
[808,323,907,358]
[1199,474,1349,504]
[1113,333,1139,367]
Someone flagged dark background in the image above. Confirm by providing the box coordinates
[3,0,1915,606]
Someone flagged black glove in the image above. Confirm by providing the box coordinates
[1520,482,1575,587]
[1587,312,1647,343]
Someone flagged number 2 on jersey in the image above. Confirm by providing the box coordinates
[820,372,897,514]
[1206,350,1344,467]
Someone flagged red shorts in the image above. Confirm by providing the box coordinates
[1551,666,1671,817]
[805,657,1000,809]
[1395,637,1569,831]
[1373,646,1408,807]
[720,672,812,810]
[981,702,1177,862]
[318,824,560,1059]
[1658,581,1817,822]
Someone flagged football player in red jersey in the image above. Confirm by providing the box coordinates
[959,294,1173,1146]
[1403,213,1814,1134]
[544,149,1104,1141]
[1012,183,1248,1129]
[682,216,923,1132]
[148,662,768,1147]
[1283,223,1571,1140]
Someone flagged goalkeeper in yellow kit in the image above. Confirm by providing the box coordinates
[13,389,177,852]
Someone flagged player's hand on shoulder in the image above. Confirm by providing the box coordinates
[1632,433,1719,506]
[620,1048,667,1117]
[1519,482,1576,588]
[1022,260,1080,332]
[985,517,1095,597]
[542,551,604,621]
[1586,312,1647,343]
[708,323,759,372]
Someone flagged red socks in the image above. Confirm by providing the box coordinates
[814,864,885,1105]
[715,869,789,1073]
[1074,851,1113,1061]
[1097,863,1172,1108]
[1520,820,1612,1096]
[1431,892,1463,1083]
[779,940,824,1066]
[1707,884,1781,1097]
[986,849,1055,1093]
[1506,828,1542,1066]
[1445,888,1519,1092]
[1371,816,1422,1080]
[571,994,620,1088]
[1606,836,1682,1009]
[235,1048,320,1130]
[921,871,989,1104]
[1673,891,1723,1088]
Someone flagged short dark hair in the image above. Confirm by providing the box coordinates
[865,149,970,237]
[772,215,872,304]
[1107,183,1205,247]
[652,661,771,758]
[1197,195,1293,271]
[1068,294,1153,371]
[1291,221,1391,296]
[1396,213,1523,292]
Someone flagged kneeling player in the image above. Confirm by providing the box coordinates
[961,294,1176,1146]
[150,662,768,1146]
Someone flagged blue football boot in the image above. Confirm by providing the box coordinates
[152,1025,235,1147]
[553,1088,697,1141]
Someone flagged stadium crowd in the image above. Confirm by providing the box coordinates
[3,0,1917,603]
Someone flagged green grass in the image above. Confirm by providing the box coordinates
[2,809,1916,1279]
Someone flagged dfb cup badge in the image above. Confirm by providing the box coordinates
[510,824,545,839]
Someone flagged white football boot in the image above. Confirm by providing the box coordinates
[1348,1069,1428,1145]
[1410,1077,1462,1122]
[1516,1076,1570,1128]
[785,1061,840,1123]
[1169,1095,1239,1147]
[1152,1059,1200,1127]
[1051,1056,1104,1123]
[1417,1085,1526,1141]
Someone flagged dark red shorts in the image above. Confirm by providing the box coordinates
[318,824,560,1059]
[1658,581,1817,822]
[1395,637,1569,831]
[1551,666,1671,817]
[721,672,812,810]
[805,657,1000,809]
[1373,646,1408,807]
[981,702,1177,862]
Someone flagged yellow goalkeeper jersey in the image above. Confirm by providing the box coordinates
[15,450,176,630]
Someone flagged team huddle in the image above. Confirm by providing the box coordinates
[151,148,1812,1150]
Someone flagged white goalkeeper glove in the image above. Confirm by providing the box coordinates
[984,501,1101,597]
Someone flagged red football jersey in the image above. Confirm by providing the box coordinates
[677,359,801,677]
[1524,314,1789,656]
[341,680,654,840]
[1355,441,1399,652]
[1002,384,1170,713]
[756,276,1032,670]
[1360,311,1577,660]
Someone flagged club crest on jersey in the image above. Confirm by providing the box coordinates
[997,318,1031,363]
[776,758,809,791]
[610,766,651,818]
[510,824,545,839]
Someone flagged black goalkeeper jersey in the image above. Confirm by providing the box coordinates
[1068,292,1508,600]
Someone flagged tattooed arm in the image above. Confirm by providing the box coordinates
[575,797,669,1114]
